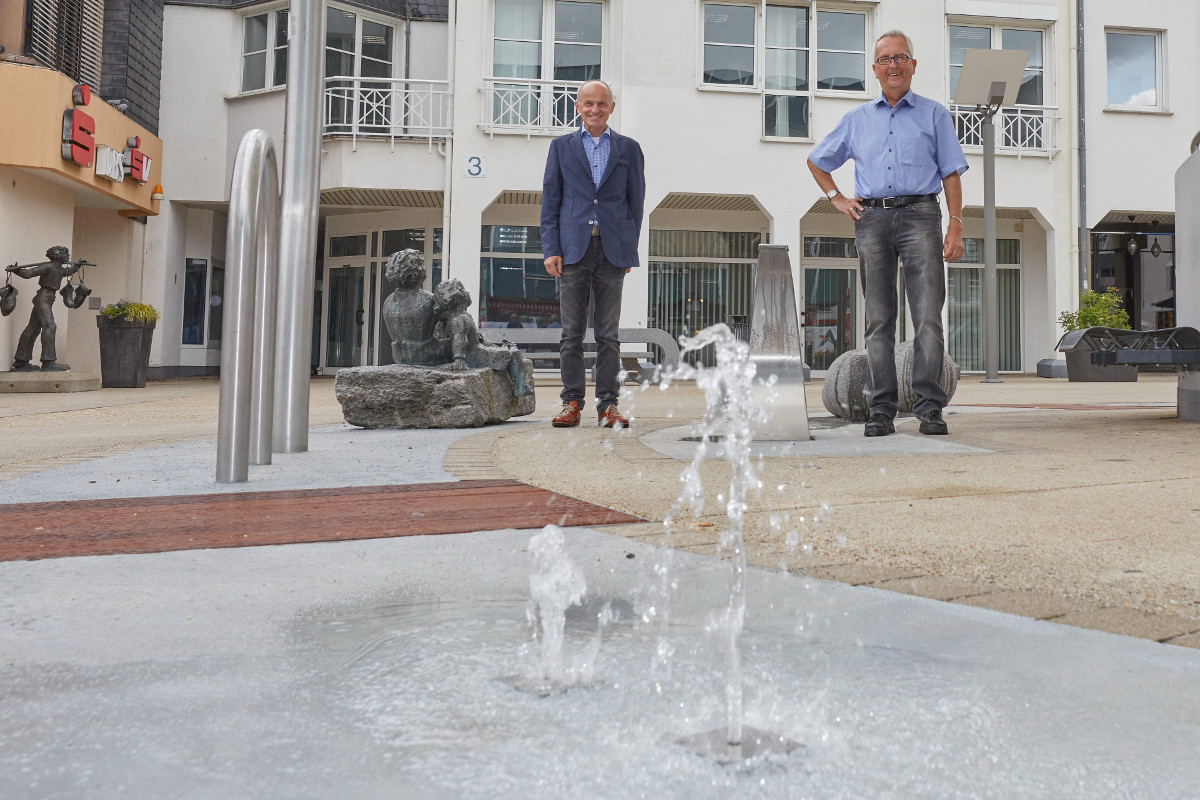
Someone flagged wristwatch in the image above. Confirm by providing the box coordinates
[826,188,841,200]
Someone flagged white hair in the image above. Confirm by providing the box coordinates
[875,30,914,59]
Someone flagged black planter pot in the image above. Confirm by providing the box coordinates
[97,316,156,388]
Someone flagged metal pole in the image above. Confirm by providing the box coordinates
[217,131,280,483]
[249,160,280,465]
[273,0,324,453]
[982,111,1002,383]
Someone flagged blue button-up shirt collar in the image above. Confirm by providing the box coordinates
[580,127,611,188]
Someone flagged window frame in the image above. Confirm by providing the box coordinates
[1103,27,1167,114]
[697,1,873,142]
[237,2,401,97]
[946,20,1052,108]
[488,0,607,84]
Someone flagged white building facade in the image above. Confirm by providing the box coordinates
[118,0,1200,377]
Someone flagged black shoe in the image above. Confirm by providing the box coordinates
[918,408,949,435]
[863,412,895,437]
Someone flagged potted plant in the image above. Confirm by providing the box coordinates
[97,299,160,388]
[1057,288,1136,382]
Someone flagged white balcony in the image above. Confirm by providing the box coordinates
[323,77,452,149]
[951,105,1061,160]
[481,78,584,136]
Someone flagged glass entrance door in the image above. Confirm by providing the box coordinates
[325,264,366,368]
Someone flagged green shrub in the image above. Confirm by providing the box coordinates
[1058,288,1130,331]
[99,298,160,324]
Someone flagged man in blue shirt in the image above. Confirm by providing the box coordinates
[808,30,967,437]
[541,80,646,429]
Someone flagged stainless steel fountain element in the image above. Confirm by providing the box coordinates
[748,244,810,441]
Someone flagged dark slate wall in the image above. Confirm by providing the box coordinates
[102,0,165,135]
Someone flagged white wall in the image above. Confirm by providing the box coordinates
[1084,0,1200,227]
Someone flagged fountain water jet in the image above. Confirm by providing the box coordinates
[660,323,804,763]
[502,524,608,696]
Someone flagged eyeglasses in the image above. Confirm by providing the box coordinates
[873,54,912,66]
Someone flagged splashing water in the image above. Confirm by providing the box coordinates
[526,524,588,687]
[658,323,770,747]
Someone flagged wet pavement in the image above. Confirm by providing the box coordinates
[1,373,1199,797]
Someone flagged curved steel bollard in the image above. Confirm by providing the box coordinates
[216,130,280,483]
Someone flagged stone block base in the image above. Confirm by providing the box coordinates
[334,363,535,429]
[0,371,100,393]
[1036,358,1068,379]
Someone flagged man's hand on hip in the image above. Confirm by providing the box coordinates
[833,194,863,221]
[544,256,563,277]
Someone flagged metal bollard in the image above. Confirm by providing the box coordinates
[216,130,280,483]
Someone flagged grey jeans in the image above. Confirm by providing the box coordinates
[558,235,626,410]
[854,199,948,418]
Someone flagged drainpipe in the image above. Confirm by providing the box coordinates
[441,0,456,276]
[1076,0,1089,293]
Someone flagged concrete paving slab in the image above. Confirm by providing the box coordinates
[803,563,926,585]
[1050,607,1200,642]
[872,575,994,601]
[957,589,1091,620]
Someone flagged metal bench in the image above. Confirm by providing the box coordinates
[480,326,681,384]
[1056,325,1200,421]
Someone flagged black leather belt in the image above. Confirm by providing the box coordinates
[860,193,938,209]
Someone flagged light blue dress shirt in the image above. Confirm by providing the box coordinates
[809,90,968,199]
[581,127,611,188]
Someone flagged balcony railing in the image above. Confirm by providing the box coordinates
[323,77,451,148]
[481,78,584,135]
[950,104,1061,159]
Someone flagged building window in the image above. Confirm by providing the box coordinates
[949,23,1049,150]
[1106,30,1163,111]
[702,3,869,139]
[704,4,756,85]
[801,236,857,369]
[489,0,603,128]
[648,230,762,366]
[947,239,1022,372]
[479,226,560,326]
[241,9,288,93]
[24,0,105,89]
[181,258,225,347]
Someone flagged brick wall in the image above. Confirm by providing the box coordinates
[102,0,164,134]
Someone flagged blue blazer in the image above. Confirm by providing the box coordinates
[540,129,646,268]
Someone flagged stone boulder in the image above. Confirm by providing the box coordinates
[822,345,959,421]
[895,342,959,412]
[334,363,535,429]
[821,349,870,421]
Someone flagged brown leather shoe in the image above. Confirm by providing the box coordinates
[597,405,631,429]
[552,400,582,428]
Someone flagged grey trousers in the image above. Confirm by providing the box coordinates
[558,235,626,410]
[854,199,948,418]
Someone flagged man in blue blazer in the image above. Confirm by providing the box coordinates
[541,80,646,429]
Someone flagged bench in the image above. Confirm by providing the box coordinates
[1056,325,1200,421]
[479,327,680,384]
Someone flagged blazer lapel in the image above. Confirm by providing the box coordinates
[597,129,621,189]
[571,131,591,182]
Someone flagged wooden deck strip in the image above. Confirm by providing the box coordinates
[0,481,644,561]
